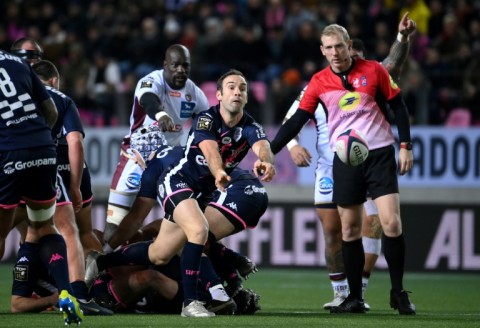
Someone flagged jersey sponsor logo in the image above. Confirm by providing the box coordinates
[158,184,165,199]
[175,182,188,189]
[57,164,71,171]
[140,80,153,88]
[0,52,23,62]
[226,202,238,211]
[244,184,266,195]
[125,172,141,189]
[180,102,195,118]
[195,154,208,166]
[196,116,212,130]
[318,177,333,195]
[3,157,57,174]
[14,265,28,281]
[5,112,38,126]
[233,127,243,141]
[338,92,361,112]
[222,136,232,144]
[169,90,181,97]
[18,256,29,263]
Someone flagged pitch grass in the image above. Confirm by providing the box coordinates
[0,264,478,327]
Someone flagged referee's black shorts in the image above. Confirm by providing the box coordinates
[333,145,399,206]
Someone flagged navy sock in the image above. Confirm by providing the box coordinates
[38,234,73,294]
[383,233,405,292]
[198,256,222,291]
[208,241,240,282]
[210,241,240,262]
[71,280,89,301]
[342,238,365,299]
[98,241,152,271]
[181,241,204,306]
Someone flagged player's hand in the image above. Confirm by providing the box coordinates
[69,187,83,213]
[398,148,413,176]
[215,170,231,192]
[253,160,275,182]
[157,112,176,132]
[399,12,417,37]
[289,145,312,167]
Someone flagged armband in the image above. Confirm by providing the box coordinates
[155,111,168,121]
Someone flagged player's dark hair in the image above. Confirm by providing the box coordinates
[216,69,247,91]
[31,60,59,81]
[351,38,366,56]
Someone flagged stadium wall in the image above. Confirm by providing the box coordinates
[2,126,479,272]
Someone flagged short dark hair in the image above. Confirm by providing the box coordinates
[31,60,59,81]
[351,38,366,55]
[216,69,246,91]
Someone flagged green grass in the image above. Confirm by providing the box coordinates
[0,264,478,327]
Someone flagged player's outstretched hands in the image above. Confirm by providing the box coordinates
[399,12,417,36]
[253,160,275,182]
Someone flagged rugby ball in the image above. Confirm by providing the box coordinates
[335,129,369,166]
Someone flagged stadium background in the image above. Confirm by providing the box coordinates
[1,1,479,273]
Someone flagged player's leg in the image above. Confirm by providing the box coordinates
[76,166,103,256]
[330,154,366,313]
[368,146,415,315]
[317,207,349,309]
[76,203,103,256]
[313,164,348,309]
[104,156,143,241]
[361,198,381,309]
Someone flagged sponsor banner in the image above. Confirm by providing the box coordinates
[220,203,480,272]
[3,203,478,273]
[82,127,480,189]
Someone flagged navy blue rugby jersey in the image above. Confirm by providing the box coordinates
[0,51,54,151]
[47,86,84,147]
[171,105,268,192]
[138,145,185,199]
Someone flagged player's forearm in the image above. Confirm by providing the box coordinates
[199,140,226,176]
[140,92,162,121]
[381,38,410,82]
[67,137,85,189]
[253,140,274,165]
[270,109,311,154]
[11,294,57,313]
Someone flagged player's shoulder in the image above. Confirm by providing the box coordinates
[137,70,163,87]
[46,86,68,100]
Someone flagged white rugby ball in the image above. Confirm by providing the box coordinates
[335,129,369,166]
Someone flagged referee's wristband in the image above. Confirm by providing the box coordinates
[155,111,168,121]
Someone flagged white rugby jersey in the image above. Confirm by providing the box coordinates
[127,69,209,147]
[284,86,333,166]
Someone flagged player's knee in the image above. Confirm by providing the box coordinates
[381,216,402,235]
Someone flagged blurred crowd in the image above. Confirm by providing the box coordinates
[1,0,480,126]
